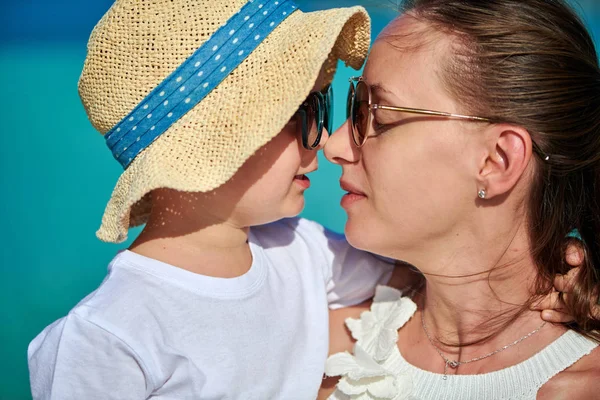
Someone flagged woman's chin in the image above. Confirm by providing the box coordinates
[344,219,370,250]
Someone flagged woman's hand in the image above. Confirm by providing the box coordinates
[532,244,600,323]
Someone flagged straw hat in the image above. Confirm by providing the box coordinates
[78,0,371,243]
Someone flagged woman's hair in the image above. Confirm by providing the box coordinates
[395,0,600,339]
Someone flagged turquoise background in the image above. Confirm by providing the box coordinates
[1,1,598,398]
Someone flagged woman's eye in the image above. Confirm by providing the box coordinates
[373,120,393,134]
[372,109,398,134]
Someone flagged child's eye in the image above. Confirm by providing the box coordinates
[286,114,299,127]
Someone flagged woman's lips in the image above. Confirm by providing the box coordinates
[340,180,367,208]
[294,174,311,189]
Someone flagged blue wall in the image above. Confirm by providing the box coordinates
[1,1,598,398]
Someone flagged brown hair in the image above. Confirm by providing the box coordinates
[394,0,600,339]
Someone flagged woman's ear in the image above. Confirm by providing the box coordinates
[477,124,533,199]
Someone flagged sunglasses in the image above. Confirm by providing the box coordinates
[294,84,333,150]
[347,77,551,161]
[347,76,491,147]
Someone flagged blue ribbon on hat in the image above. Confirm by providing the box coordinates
[104,0,299,168]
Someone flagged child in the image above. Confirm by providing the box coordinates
[27,0,397,398]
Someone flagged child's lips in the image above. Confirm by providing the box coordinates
[293,174,311,189]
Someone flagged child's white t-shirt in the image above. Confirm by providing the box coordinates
[28,217,393,399]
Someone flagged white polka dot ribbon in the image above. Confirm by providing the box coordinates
[104,0,298,168]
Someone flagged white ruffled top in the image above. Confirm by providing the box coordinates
[325,286,598,400]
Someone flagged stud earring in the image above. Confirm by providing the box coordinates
[478,189,487,199]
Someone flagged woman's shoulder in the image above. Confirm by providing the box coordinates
[319,287,417,399]
[325,285,414,364]
[537,341,600,399]
[319,286,417,399]
[340,285,417,347]
[319,300,371,400]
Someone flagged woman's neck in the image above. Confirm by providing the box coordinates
[420,275,543,360]
[399,217,566,374]
[422,248,538,346]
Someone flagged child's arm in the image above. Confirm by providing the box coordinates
[28,314,149,399]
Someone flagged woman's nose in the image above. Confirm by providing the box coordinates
[324,119,360,164]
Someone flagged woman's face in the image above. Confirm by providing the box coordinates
[325,15,486,261]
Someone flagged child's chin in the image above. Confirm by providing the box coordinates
[282,198,305,218]
[255,199,305,226]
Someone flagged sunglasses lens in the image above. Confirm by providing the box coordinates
[352,81,370,146]
[323,85,333,135]
[346,82,355,121]
[304,96,320,149]
[293,109,305,146]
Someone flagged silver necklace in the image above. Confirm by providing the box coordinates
[421,311,547,380]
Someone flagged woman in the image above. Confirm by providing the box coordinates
[322,0,600,398]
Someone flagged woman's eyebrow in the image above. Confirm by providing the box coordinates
[370,82,394,95]
[370,82,404,104]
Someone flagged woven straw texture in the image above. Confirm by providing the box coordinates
[78,0,371,243]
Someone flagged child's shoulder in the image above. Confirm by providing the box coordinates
[65,251,172,332]
[28,253,158,366]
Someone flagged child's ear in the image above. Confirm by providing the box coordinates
[477,124,533,199]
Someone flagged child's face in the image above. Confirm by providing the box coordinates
[226,111,327,226]
[188,78,330,229]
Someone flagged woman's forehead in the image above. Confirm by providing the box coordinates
[364,17,459,109]
[379,14,452,52]
[378,13,438,46]
[380,13,423,38]
[367,16,452,79]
